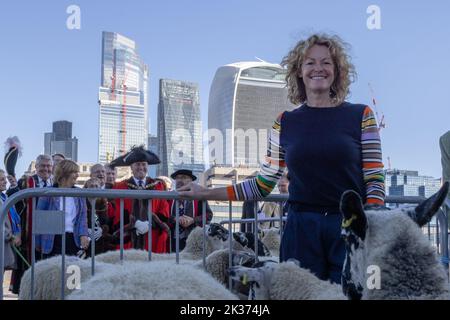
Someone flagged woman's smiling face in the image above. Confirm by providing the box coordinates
[300,44,335,95]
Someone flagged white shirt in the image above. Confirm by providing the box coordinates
[38,176,52,188]
[59,197,77,233]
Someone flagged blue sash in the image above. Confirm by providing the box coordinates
[1,192,21,234]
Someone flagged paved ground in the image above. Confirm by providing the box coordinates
[2,271,18,300]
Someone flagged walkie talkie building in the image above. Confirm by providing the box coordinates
[208,61,295,166]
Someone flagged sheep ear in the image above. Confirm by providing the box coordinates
[410,182,449,227]
[340,190,367,240]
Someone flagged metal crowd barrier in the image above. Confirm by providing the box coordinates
[218,196,449,282]
[1,189,448,300]
[0,188,286,300]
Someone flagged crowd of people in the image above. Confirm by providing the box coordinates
[1,144,291,296]
[1,147,221,295]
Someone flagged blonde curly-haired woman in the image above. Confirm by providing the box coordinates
[179,33,385,283]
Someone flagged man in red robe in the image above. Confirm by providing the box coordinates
[110,146,170,253]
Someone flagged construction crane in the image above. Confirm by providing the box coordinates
[110,49,117,101]
[120,74,128,155]
[368,83,386,132]
[109,48,128,156]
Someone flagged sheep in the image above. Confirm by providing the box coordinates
[194,248,285,300]
[19,255,113,300]
[19,250,243,300]
[259,228,281,257]
[66,260,239,300]
[340,182,450,300]
[94,248,150,264]
[92,223,264,291]
[228,183,450,300]
[228,260,345,300]
[232,232,271,257]
[95,223,229,264]
[18,222,227,299]
[194,249,256,284]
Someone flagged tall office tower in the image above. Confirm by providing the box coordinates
[157,79,204,178]
[98,31,149,164]
[44,120,78,161]
[208,61,295,167]
[148,134,158,178]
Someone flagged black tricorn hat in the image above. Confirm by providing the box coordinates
[4,136,22,177]
[110,145,160,167]
[4,147,18,177]
[170,169,197,181]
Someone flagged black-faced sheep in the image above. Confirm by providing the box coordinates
[232,232,271,257]
[340,182,450,300]
[228,183,450,300]
[228,259,345,300]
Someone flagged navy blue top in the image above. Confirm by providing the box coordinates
[280,102,367,213]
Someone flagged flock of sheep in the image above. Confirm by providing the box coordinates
[18,183,450,300]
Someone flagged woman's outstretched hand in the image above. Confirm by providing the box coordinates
[177,182,208,200]
[177,183,229,201]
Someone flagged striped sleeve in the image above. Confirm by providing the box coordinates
[226,113,287,201]
[361,106,386,205]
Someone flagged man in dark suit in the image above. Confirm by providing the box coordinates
[169,169,213,252]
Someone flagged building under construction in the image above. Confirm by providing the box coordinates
[98,31,149,164]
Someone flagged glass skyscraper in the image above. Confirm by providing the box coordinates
[98,31,148,163]
[208,61,295,166]
[44,120,78,161]
[157,79,204,178]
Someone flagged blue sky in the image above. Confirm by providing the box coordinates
[0,0,449,178]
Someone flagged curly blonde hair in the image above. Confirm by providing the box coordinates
[281,33,356,105]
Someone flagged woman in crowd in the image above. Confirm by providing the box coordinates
[36,160,89,258]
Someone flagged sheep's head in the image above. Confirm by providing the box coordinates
[228,260,278,300]
[231,250,257,267]
[206,223,229,241]
[339,182,449,300]
[233,232,249,247]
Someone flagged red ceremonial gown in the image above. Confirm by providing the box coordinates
[112,177,169,253]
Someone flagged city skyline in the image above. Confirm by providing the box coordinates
[1,1,449,179]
